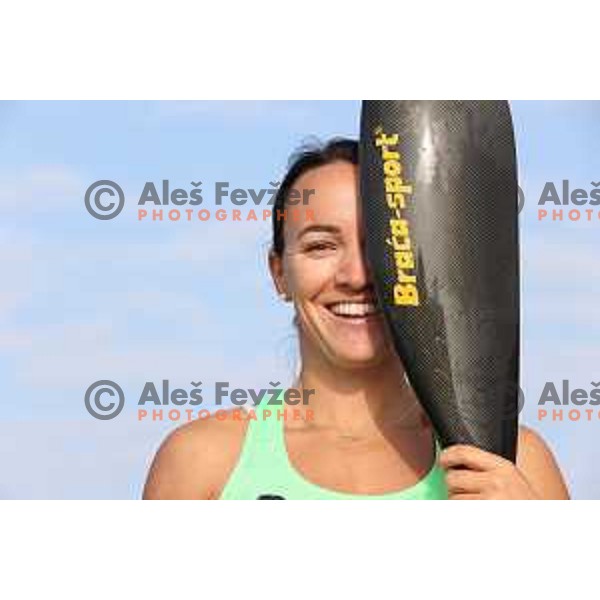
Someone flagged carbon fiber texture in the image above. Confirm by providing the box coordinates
[359,101,519,462]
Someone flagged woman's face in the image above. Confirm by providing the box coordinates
[270,160,395,370]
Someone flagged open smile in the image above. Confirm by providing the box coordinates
[323,300,381,323]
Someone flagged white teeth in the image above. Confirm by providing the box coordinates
[328,302,377,317]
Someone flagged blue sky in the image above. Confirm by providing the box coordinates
[0,101,598,499]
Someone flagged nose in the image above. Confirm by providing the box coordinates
[334,239,372,291]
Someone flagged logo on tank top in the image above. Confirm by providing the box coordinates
[257,494,286,500]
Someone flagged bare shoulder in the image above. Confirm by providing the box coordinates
[516,425,570,499]
[143,410,249,500]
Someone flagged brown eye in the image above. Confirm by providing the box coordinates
[304,241,336,255]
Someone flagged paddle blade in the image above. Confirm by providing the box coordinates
[360,100,519,462]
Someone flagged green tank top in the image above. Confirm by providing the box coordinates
[219,391,448,500]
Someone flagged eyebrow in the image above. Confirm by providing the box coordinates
[296,224,341,240]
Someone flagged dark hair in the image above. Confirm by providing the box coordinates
[271,137,358,256]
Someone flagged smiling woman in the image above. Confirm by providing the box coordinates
[143,138,570,500]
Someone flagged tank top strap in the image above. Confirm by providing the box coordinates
[218,391,291,499]
[244,392,288,459]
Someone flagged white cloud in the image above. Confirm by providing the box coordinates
[523,230,599,278]
[0,164,84,215]
[0,417,172,499]
[150,101,316,125]
[0,227,33,325]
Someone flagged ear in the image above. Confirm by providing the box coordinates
[268,249,289,300]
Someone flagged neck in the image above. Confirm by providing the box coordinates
[295,350,424,438]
